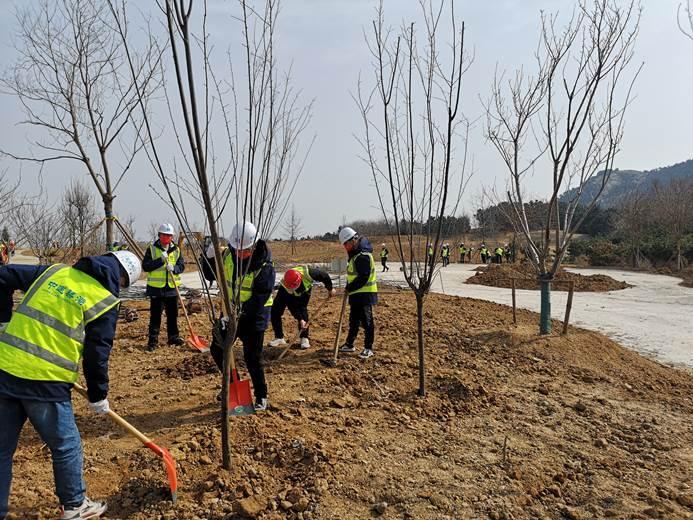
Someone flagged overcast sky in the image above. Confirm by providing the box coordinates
[1,0,692,239]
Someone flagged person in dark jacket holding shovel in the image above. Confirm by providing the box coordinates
[142,223,186,352]
[210,221,275,412]
[269,266,335,350]
[337,227,378,360]
[0,251,141,520]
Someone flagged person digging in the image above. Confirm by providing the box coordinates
[269,266,335,350]
[142,223,186,352]
[0,250,141,520]
[210,221,275,412]
[337,227,378,360]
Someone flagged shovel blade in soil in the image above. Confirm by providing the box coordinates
[228,370,255,416]
[144,442,178,503]
[187,334,210,353]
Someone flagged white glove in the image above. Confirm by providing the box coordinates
[88,399,110,415]
[161,251,168,260]
[166,263,175,272]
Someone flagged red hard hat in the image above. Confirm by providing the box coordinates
[283,269,302,290]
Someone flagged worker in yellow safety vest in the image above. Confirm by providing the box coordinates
[210,221,275,412]
[142,223,186,351]
[0,251,141,520]
[337,227,378,360]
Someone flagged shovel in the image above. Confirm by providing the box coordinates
[73,383,178,503]
[320,290,348,367]
[174,284,209,353]
[217,320,255,416]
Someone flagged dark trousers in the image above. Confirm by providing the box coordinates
[381,258,389,271]
[148,296,180,342]
[495,254,502,264]
[210,322,267,400]
[346,303,375,350]
[271,287,310,339]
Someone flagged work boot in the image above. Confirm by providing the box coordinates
[300,337,310,350]
[254,398,268,411]
[338,343,356,353]
[168,336,185,346]
[146,338,157,352]
[268,337,287,347]
[60,497,107,519]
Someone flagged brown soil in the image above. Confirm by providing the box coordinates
[466,263,631,292]
[7,294,692,519]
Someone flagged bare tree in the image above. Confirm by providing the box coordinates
[13,196,67,263]
[652,179,693,270]
[486,0,641,334]
[106,0,313,468]
[61,179,100,257]
[679,0,693,38]
[2,0,161,245]
[283,205,303,255]
[614,189,650,268]
[356,0,470,396]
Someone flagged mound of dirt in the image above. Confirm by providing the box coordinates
[467,262,631,292]
[7,293,692,519]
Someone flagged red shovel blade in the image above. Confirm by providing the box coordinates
[187,334,210,353]
[227,369,255,416]
[144,441,178,503]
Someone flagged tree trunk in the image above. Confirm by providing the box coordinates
[103,195,114,246]
[416,293,426,397]
[539,275,552,335]
[677,241,682,271]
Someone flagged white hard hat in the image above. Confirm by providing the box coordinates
[229,221,257,250]
[338,227,357,245]
[381,243,386,247]
[108,250,142,287]
[158,223,175,235]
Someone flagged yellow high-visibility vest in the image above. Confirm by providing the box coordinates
[147,244,181,289]
[0,264,119,383]
[347,252,377,295]
[223,251,273,307]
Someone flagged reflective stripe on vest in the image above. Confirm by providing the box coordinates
[347,252,377,295]
[147,244,181,288]
[279,265,313,294]
[223,252,274,307]
[0,264,120,383]
[380,249,388,258]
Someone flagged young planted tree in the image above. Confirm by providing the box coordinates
[283,205,303,255]
[356,0,470,396]
[615,189,650,268]
[486,0,641,334]
[108,0,312,468]
[2,0,161,245]
[13,196,66,263]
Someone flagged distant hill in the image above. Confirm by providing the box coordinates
[559,159,693,208]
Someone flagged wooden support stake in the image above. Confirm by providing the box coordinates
[562,281,575,335]
[511,278,517,325]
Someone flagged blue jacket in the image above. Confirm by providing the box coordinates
[346,237,378,306]
[229,240,275,332]
[142,240,185,298]
[0,255,121,402]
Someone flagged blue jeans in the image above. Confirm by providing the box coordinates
[0,397,85,518]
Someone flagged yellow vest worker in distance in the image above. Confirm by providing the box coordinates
[142,223,185,351]
[268,265,335,350]
[379,244,389,272]
[209,221,275,412]
[0,251,141,520]
[337,227,377,360]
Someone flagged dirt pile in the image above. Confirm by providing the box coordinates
[7,293,692,519]
[466,262,631,292]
